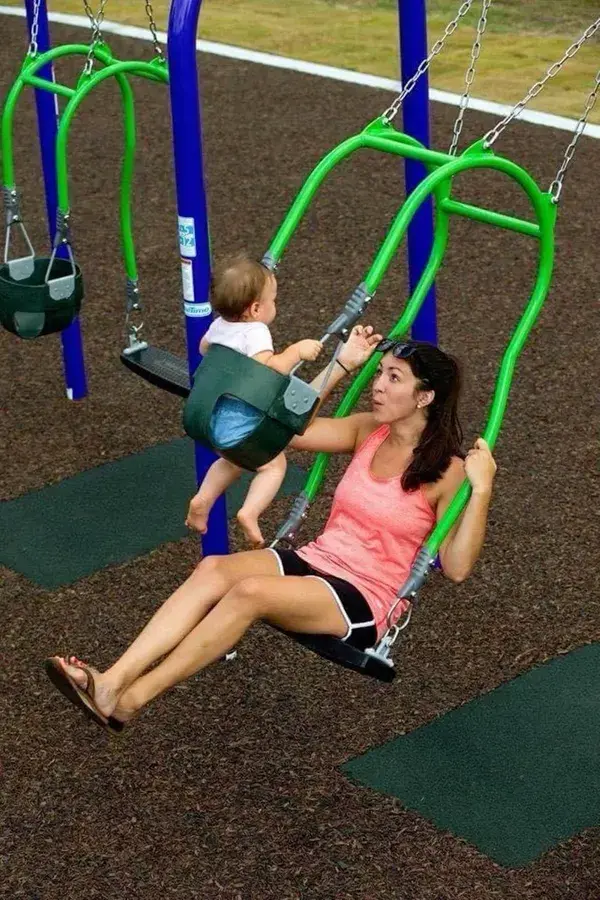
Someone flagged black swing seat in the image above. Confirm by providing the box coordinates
[274,627,396,683]
[120,345,191,398]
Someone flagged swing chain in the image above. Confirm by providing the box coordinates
[381,0,476,124]
[483,16,600,148]
[28,0,42,57]
[82,0,109,76]
[144,0,165,60]
[549,68,600,203]
[449,0,492,156]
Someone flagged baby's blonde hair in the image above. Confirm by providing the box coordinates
[211,252,270,320]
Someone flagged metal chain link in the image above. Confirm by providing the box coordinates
[448,0,492,155]
[27,0,42,56]
[144,0,165,59]
[382,0,477,123]
[549,68,600,202]
[82,0,109,76]
[483,16,600,148]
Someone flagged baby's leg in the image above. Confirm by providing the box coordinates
[186,457,242,533]
[237,452,287,547]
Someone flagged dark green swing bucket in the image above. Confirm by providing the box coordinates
[183,344,319,471]
[0,256,83,339]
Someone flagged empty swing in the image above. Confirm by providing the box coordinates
[0,0,167,339]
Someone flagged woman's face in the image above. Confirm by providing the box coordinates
[371,352,432,423]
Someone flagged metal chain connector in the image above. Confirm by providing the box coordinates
[381,0,476,123]
[483,15,600,148]
[53,210,72,248]
[125,279,145,346]
[449,0,492,155]
[549,69,600,203]
[28,0,42,56]
[3,186,36,277]
[82,0,109,76]
[3,187,21,226]
[144,0,165,60]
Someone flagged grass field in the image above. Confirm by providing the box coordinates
[3,0,600,121]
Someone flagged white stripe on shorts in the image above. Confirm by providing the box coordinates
[267,550,375,642]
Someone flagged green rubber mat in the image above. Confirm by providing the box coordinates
[0,438,305,589]
[343,643,600,867]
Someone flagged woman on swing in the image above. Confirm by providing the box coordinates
[45,324,497,731]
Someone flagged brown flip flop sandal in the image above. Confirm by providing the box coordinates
[44,657,124,733]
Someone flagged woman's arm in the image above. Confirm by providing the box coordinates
[290,411,372,453]
[438,439,497,583]
[289,324,382,453]
[309,324,381,401]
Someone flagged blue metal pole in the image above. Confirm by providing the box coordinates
[24,0,88,399]
[168,0,229,556]
[398,0,438,344]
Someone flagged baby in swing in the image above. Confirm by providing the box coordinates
[185,252,323,546]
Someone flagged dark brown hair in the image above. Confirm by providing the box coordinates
[211,252,270,320]
[392,341,464,491]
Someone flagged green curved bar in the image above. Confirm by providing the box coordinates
[54,59,168,280]
[1,44,116,188]
[266,119,452,264]
[304,146,556,559]
[1,48,168,283]
[304,184,453,497]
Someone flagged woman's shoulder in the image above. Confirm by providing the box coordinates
[353,413,384,451]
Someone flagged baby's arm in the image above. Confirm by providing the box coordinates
[253,340,322,375]
[199,335,211,355]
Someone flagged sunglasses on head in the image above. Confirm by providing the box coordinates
[376,339,431,385]
[376,338,418,358]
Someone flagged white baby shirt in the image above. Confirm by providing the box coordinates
[204,317,274,358]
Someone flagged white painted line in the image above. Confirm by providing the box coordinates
[2,4,599,139]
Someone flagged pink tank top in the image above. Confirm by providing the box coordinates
[296,424,436,640]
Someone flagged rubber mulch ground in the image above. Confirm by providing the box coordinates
[1,17,599,900]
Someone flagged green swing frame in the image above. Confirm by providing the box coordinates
[250,117,556,680]
[0,41,168,338]
[183,116,555,520]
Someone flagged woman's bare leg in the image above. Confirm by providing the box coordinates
[116,574,347,715]
[186,458,242,533]
[54,549,281,717]
[237,453,287,547]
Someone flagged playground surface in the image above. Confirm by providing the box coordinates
[1,16,600,900]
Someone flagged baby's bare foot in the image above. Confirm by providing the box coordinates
[236,509,264,548]
[185,496,210,534]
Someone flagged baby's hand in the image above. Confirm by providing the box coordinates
[297,339,323,362]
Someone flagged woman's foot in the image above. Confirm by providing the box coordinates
[64,657,138,724]
[236,508,264,548]
[185,496,210,534]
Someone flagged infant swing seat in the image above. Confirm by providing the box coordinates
[0,254,83,339]
[183,344,320,471]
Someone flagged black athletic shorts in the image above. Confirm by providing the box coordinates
[268,548,378,651]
